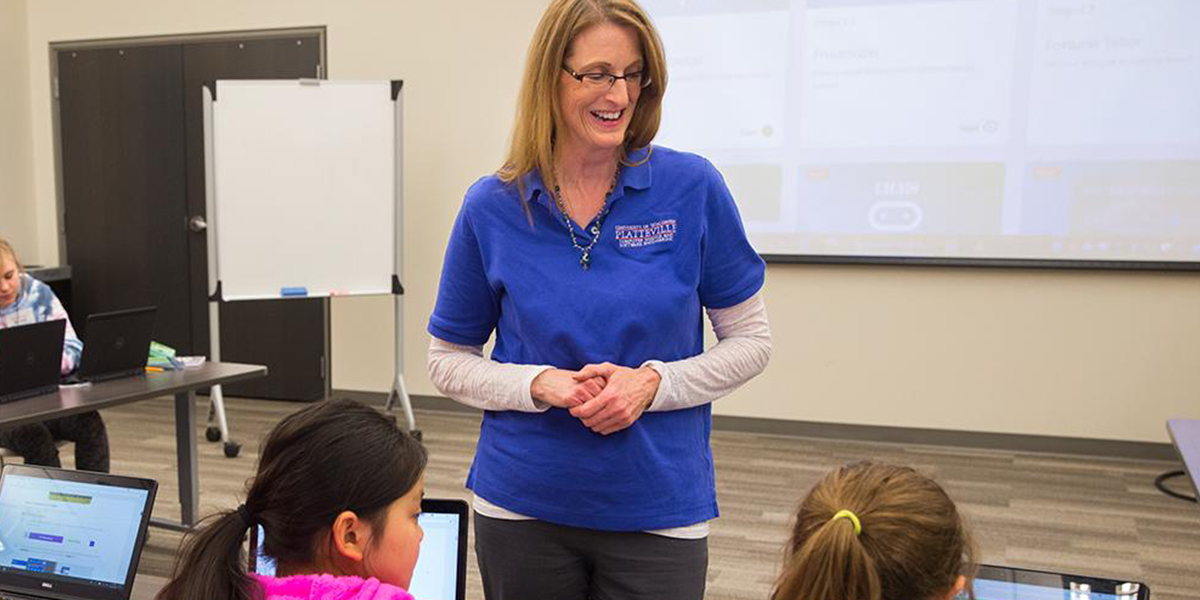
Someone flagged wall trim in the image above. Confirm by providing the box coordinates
[334,390,1178,462]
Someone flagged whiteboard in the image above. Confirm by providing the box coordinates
[208,80,399,301]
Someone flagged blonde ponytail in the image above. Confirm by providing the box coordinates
[772,462,977,600]
[772,513,881,600]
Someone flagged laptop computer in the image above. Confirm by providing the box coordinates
[966,564,1150,600]
[66,308,156,384]
[0,464,157,600]
[250,498,469,600]
[0,320,66,404]
[408,499,468,600]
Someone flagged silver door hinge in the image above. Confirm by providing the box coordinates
[53,77,59,100]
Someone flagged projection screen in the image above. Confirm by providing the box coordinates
[645,0,1200,267]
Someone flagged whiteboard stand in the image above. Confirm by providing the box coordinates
[197,86,239,458]
[201,79,418,455]
[384,282,417,438]
[384,78,417,439]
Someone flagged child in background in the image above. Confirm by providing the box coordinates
[0,235,108,473]
[773,461,977,600]
[156,398,428,600]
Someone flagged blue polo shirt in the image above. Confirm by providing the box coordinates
[428,145,764,531]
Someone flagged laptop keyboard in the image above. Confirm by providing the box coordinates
[1,592,44,600]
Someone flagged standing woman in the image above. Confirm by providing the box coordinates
[427,0,770,598]
[0,236,110,473]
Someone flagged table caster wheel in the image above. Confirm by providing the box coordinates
[206,426,221,442]
[224,441,241,458]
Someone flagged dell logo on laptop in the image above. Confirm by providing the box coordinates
[42,582,54,589]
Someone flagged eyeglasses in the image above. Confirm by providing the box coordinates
[562,65,651,90]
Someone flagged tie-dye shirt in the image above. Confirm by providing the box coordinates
[0,273,83,374]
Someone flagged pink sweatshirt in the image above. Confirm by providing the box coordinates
[252,574,415,600]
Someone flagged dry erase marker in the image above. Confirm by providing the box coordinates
[281,286,309,297]
[145,366,165,373]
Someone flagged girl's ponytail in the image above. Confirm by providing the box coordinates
[155,508,256,600]
[772,509,881,600]
[156,399,426,600]
[773,462,976,600]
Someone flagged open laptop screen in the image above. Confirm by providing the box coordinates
[251,498,468,600]
[407,500,467,600]
[0,465,157,600]
[966,564,1150,600]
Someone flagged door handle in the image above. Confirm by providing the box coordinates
[188,216,207,233]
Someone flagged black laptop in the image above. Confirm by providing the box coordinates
[966,564,1150,599]
[0,320,66,403]
[65,307,156,384]
[0,464,158,600]
[407,499,469,600]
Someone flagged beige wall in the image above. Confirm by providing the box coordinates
[0,0,35,256]
[14,1,1200,444]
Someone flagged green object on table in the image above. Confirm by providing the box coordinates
[148,341,183,369]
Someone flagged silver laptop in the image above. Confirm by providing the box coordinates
[0,464,157,600]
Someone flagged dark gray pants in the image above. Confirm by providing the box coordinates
[0,411,110,473]
[474,513,708,600]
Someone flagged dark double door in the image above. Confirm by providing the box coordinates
[57,33,327,400]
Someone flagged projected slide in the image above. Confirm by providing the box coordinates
[0,475,148,585]
[797,163,1005,234]
[1021,161,1200,257]
[800,0,1018,148]
[653,1,789,152]
[646,0,1200,264]
[1029,0,1200,146]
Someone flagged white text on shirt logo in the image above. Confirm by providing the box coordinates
[615,219,677,249]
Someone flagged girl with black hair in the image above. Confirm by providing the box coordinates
[155,398,428,600]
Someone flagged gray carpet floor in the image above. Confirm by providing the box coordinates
[70,396,1199,600]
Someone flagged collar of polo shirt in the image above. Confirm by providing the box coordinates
[522,147,654,206]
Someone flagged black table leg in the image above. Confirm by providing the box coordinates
[150,389,199,532]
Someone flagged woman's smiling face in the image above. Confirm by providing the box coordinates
[557,22,645,157]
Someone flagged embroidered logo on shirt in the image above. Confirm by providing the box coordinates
[615,219,677,249]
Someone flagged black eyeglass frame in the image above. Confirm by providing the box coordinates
[561,65,652,89]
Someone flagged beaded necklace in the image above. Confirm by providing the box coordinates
[552,168,619,271]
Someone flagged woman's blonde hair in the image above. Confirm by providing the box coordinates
[499,0,667,199]
[772,461,978,600]
[0,236,22,272]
